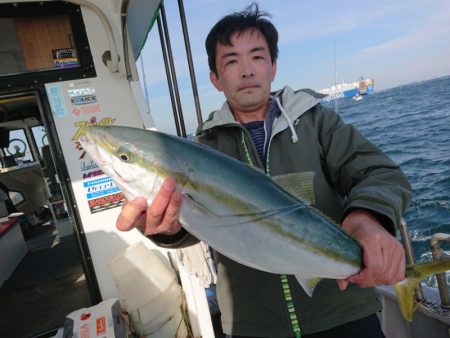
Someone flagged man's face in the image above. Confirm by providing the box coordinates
[210,29,277,117]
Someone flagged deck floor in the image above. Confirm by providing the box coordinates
[0,226,92,338]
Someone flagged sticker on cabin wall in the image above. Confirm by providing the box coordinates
[75,140,86,159]
[83,176,125,213]
[82,169,104,180]
[72,116,116,160]
[80,160,99,172]
[71,103,101,116]
[68,87,97,106]
[45,83,69,118]
[84,177,120,199]
[72,117,116,141]
[88,192,125,214]
[52,48,80,69]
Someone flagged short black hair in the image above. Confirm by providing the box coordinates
[205,2,279,76]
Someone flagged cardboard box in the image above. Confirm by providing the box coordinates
[63,298,128,338]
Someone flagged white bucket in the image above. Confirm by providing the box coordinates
[109,242,188,337]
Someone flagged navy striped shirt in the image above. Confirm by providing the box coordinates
[242,99,280,167]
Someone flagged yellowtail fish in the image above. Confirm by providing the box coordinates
[79,125,450,321]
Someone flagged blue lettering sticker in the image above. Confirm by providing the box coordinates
[86,187,121,200]
[45,83,69,118]
[84,176,121,200]
[83,177,114,187]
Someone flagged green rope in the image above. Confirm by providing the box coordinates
[241,130,302,337]
[281,275,302,338]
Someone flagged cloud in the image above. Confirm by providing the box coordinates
[137,0,450,122]
[275,3,399,45]
[346,7,450,63]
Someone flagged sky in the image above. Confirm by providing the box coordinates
[137,0,450,134]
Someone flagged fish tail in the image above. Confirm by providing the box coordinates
[395,259,450,321]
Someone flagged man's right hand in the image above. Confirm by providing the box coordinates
[116,177,183,236]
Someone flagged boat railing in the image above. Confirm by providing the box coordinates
[430,233,450,307]
[399,219,450,318]
[399,218,425,301]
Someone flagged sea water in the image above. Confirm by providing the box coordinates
[335,75,450,267]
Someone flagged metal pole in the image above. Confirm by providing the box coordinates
[177,0,203,127]
[36,91,102,304]
[120,0,132,80]
[23,125,41,164]
[431,233,450,307]
[139,53,151,110]
[157,14,182,137]
[160,3,187,138]
[399,218,424,301]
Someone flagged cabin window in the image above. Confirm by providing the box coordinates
[1,128,34,167]
[0,15,79,76]
[8,189,25,207]
[0,2,95,87]
[31,126,48,157]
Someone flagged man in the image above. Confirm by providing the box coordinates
[117,4,411,337]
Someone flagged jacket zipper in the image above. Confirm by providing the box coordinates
[239,124,302,338]
[239,128,265,170]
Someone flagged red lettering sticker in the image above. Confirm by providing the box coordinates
[80,323,90,338]
[80,312,91,321]
[96,316,106,336]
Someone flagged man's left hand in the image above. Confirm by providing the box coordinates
[337,209,405,290]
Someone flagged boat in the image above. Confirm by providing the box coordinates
[352,93,363,101]
[318,78,375,102]
[0,1,449,337]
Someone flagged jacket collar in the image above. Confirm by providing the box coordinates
[198,86,325,135]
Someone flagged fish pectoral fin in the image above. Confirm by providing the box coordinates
[295,275,322,297]
[396,259,450,321]
[272,172,316,205]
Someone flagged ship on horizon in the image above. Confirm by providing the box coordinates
[318,77,375,102]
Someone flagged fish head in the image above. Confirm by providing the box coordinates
[79,127,113,167]
[79,125,160,201]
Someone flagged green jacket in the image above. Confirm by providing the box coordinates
[150,86,412,337]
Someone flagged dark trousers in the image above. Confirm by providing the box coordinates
[225,314,386,338]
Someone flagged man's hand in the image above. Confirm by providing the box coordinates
[337,209,405,290]
[116,177,183,236]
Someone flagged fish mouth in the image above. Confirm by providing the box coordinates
[79,135,113,166]
[112,166,129,184]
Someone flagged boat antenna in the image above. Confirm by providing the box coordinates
[334,35,338,113]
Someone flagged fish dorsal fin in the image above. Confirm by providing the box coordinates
[273,172,316,205]
[295,275,322,297]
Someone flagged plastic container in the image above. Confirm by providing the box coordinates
[109,242,188,337]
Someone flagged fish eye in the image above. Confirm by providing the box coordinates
[119,153,129,162]
[116,146,135,163]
